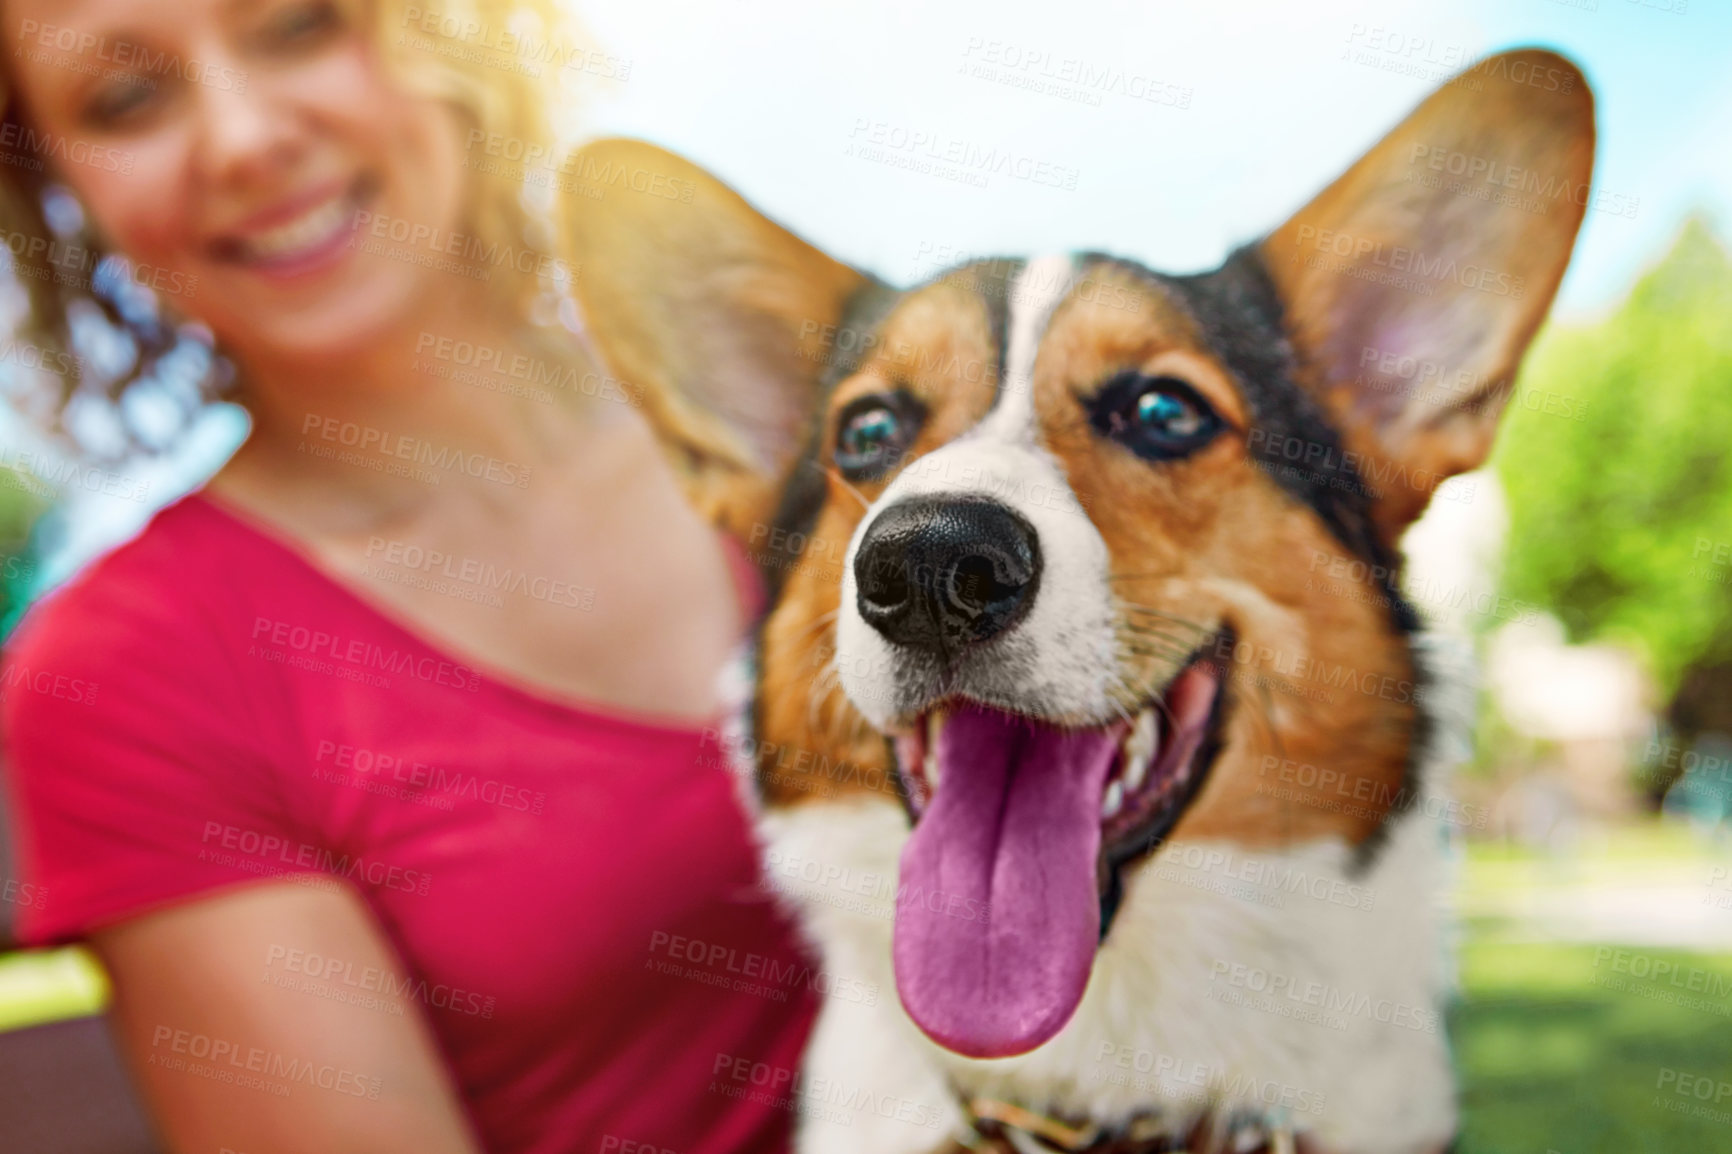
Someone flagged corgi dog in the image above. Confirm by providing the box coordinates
[563,49,1593,1154]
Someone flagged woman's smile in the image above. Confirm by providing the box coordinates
[7,0,475,360]
[207,172,376,280]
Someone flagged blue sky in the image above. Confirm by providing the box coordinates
[577,0,1732,320]
[11,0,1731,584]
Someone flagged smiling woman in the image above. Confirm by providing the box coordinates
[0,0,579,441]
[0,2,834,1154]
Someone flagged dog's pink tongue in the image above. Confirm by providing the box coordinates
[894,702,1120,1058]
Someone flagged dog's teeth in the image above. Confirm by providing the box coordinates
[1102,780,1125,819]
[1122,706,1159,792]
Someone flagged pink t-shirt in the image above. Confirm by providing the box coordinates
[0,491,818,1154]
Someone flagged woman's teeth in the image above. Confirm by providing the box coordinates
[238,192,354,263]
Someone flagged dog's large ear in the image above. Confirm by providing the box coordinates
[1260,49,1594,540]
[559,139,867,538]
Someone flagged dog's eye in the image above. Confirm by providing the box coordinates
[834,391,925,480]
[1089,373,1222,460]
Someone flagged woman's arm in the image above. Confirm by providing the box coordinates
[91,881,482,1154]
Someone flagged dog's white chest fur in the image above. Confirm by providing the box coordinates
[739,636,1470,1154]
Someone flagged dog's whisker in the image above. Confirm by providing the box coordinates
[1118,631,1202,663]
[846,710,876,747]
[785,606,841,650]
[1119,622,1203,649]
[1105,668,1195,739]
[808,656,845,735]
[1118,624,1216,651]
[1116,604,1215,634]
[1120,647,1192,672]
[1101,682,1139,728]
[1122,639,1197,661]
[1223,671,1281,759]
[1235,668,1321,725]
[818,462,873,512]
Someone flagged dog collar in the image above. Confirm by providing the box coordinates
[958,1095,1303,1154]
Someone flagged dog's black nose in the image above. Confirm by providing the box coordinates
[854,498,1042,657]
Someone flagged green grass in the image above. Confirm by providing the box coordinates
[2,828,1729,1154]
[1452,941,1732,1154]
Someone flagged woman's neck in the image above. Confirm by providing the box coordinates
[213,285,629,530]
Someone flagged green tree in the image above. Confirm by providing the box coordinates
[1495,216,1732,698]
[0,473,43,635]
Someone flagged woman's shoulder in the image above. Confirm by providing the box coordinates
[0,494,318,948]
[5,492,268,686]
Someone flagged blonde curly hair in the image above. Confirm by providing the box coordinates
[0,0,608,455]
